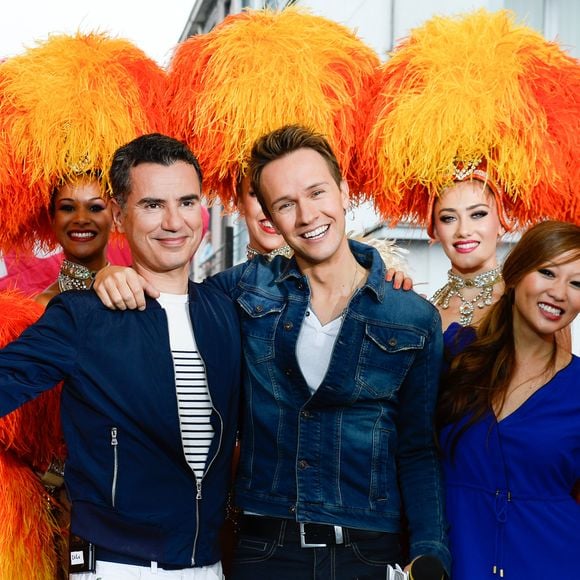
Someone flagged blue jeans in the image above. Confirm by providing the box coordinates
[231,517,402,580]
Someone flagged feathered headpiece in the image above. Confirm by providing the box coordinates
[0,32,167,251]
[166,7,379,209]
[358,9,580,231]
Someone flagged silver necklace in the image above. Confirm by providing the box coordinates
[57,259,101,292]
[310,261,364,322]
[430,266,503,326]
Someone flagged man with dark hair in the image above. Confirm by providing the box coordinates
[0,133,241,578]
[110,133,203,208]
[95,126,450,578]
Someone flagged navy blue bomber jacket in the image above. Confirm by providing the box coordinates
[0,281,241,567]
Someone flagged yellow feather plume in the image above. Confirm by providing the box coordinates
[166,7,379,208]
[359,10,580,227]
[0,32,167,250]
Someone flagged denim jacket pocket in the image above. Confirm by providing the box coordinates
[370,428,398,506]
[357,325,425,398]
[237,291,286,363]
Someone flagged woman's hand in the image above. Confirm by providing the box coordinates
[386,268,414,291]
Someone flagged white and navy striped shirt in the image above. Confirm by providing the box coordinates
[157,293,213,482]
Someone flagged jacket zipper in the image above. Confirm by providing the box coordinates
[110,427,118,508]
[187,335,224,566]
[190,408,224,566]
[190,479,203,565]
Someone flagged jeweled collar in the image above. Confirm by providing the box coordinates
[57,259,101,292]
[430,266,503,326]
[246,244,293,261]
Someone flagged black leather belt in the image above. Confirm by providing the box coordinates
[239,515,388,548]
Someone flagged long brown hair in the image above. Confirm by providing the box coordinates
[438,220,580,449]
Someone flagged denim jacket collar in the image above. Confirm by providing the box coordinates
[274,239,385,302]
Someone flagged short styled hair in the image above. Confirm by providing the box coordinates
[109,133,203,207]
[249,125,343,214]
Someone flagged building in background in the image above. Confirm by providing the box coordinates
[180,0,579,348]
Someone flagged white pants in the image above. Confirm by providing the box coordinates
[71,560,223,580]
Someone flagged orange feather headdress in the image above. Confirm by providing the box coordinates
[0,32,167,252]
[0,291,64,579]
[166,7,379,209]
[358,9,580,232]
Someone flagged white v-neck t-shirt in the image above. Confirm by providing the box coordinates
[296,308,342,395]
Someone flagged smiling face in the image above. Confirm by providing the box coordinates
[513,252,580,338]
[237,174,286,254]
[258,148,349,268]
[51,179,112,270]
[433,180,505,275]
[113,161,203,289]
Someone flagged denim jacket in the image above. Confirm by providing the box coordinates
[208,240,450,568]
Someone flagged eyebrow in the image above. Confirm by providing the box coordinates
[136,194,200,207]
[306,181,329,190]
[272,181,329,205]
[541,260,580,272]
[437,203,490,214]
[57,197,104,203]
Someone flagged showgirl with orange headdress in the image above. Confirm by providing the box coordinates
[0,32,166,578]
[359,9,580,331]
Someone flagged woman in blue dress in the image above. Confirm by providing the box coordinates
[438,220,580,579]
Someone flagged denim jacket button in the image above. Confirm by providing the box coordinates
[255,304,264,313]
[388,338,397,347]
[284,321,293,331]
[301,410,312,419]
[298,459,309,469]
[284,368,292,376]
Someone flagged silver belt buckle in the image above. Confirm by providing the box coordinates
[299,523,344,548]
[299,523,327,548]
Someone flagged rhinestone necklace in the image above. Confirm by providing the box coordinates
[246,244,293,261]
[57,259,103,292]
[430,266,503,326]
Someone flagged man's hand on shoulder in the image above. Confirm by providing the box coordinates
[93,265,159,311]
[386,268,414,291]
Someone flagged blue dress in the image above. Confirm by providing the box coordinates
[441,325,580,579]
